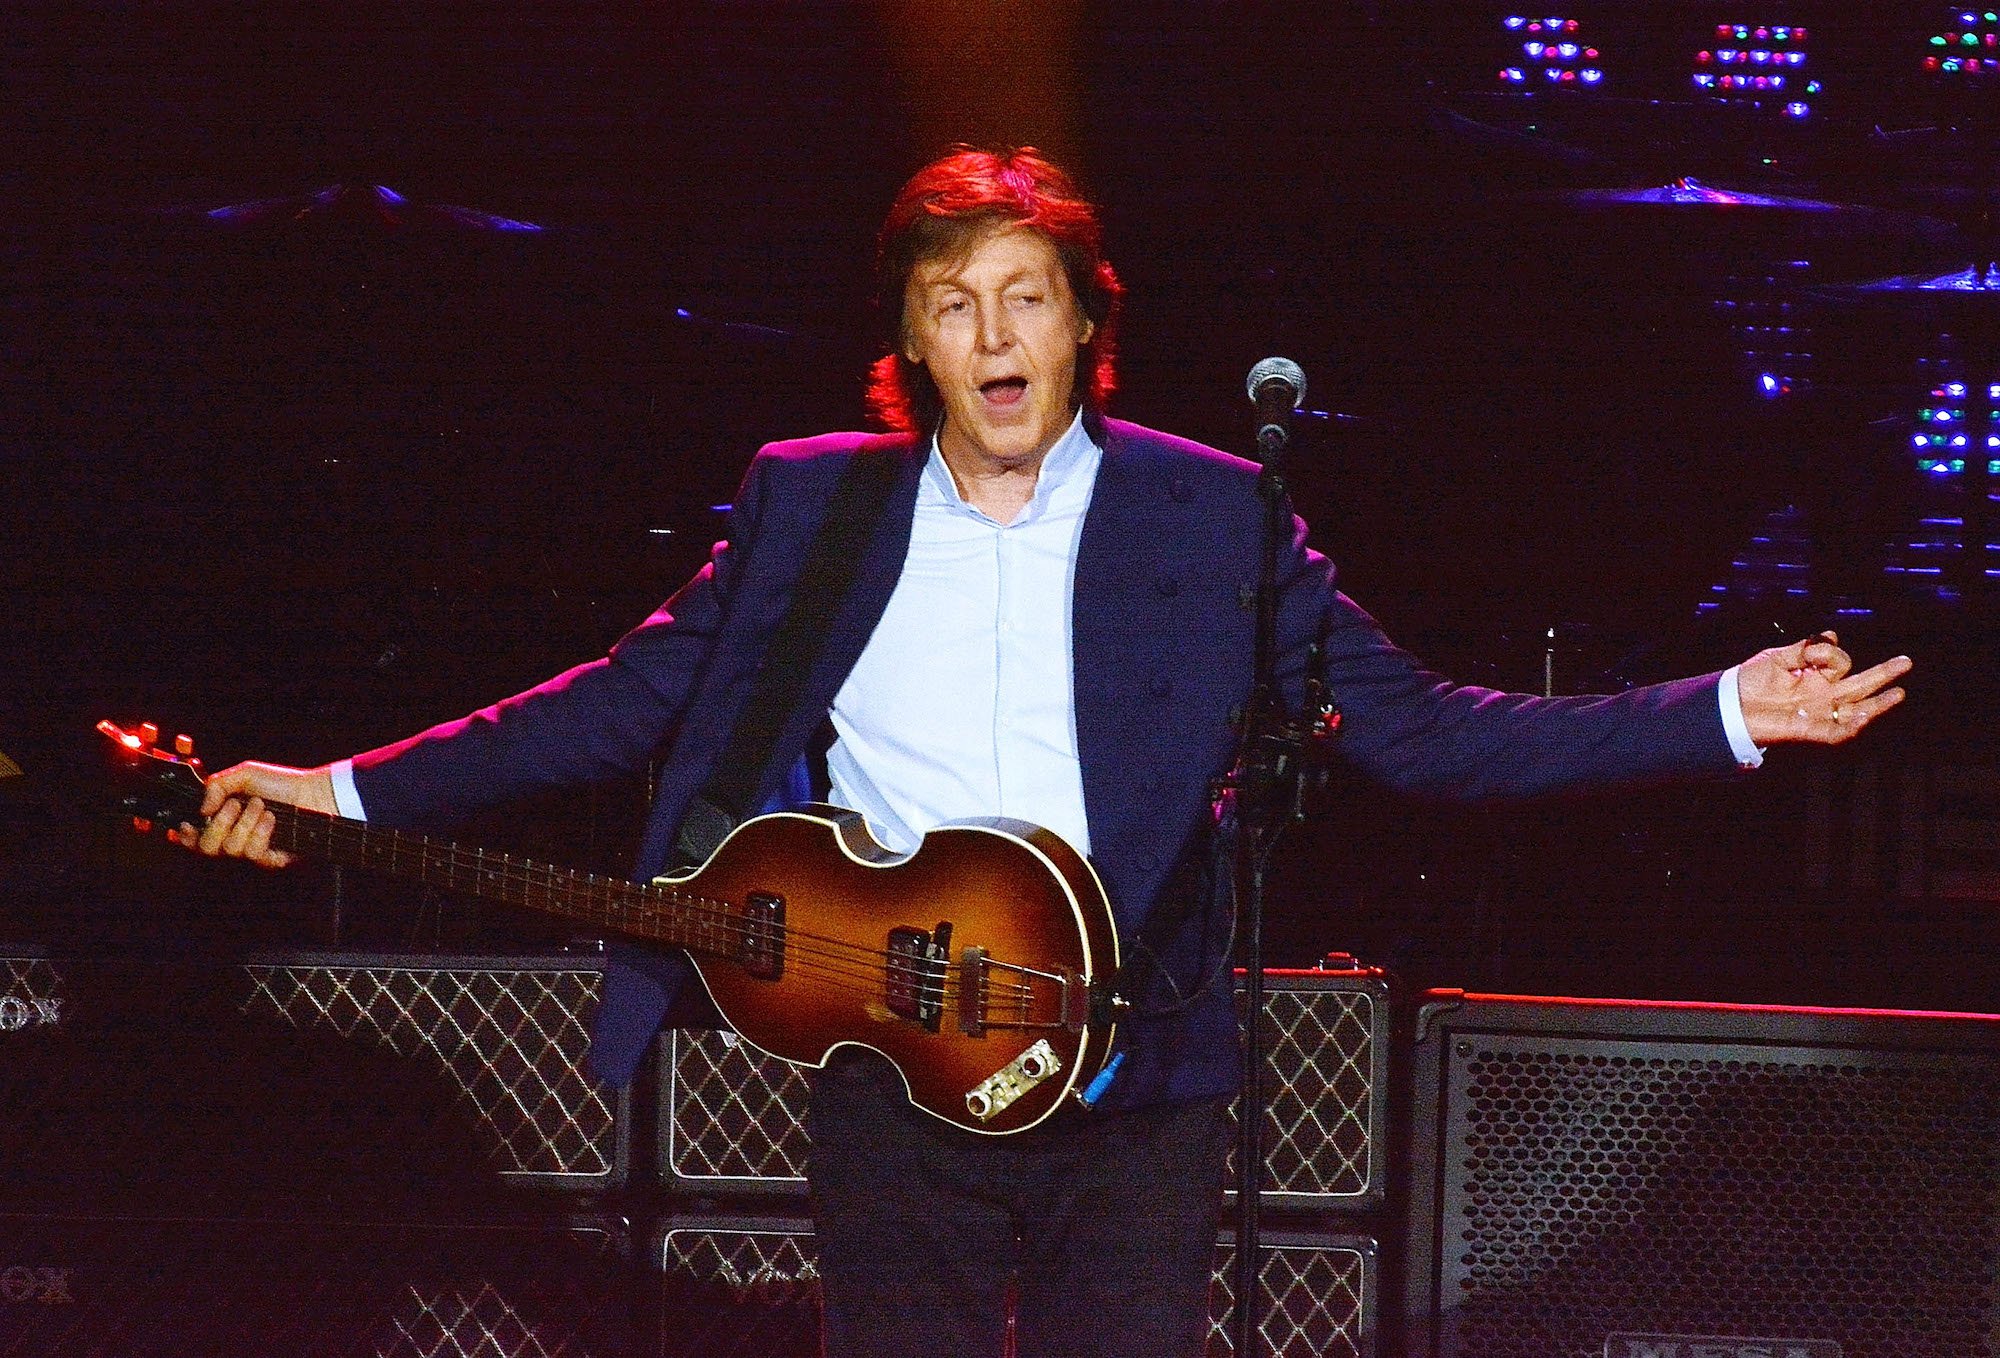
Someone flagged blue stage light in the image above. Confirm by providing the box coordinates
[1501,14,1607,89]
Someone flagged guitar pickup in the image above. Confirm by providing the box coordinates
[740,892,785,980]
[886,922,952,1030]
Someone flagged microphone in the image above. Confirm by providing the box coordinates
[1246,357,1306,456]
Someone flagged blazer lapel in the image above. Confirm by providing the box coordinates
[772,432,929,769]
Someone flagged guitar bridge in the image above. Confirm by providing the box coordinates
[741,892,785,980]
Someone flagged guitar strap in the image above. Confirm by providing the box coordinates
[674,442,905,866]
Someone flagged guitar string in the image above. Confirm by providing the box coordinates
[280,814,1052,1010]
[294,812,1056,996]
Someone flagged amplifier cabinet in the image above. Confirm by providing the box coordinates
[659,964,1388,1211]
[0,951,62,1035]
[1403,991,2000,1358]
[1207,1229,1378,1358]
[653,1215,1377,1358]
[1228,966,1389,1211]
[240,950,629,1193]
[0,1210,633,1358]
[1,948,628,1209]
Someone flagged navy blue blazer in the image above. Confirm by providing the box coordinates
[349,418,1740,1109]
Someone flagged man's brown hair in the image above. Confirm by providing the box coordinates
[867,146,1123,434]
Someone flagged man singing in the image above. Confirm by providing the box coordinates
[180,147,1910,1357]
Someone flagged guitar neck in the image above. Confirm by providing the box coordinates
[262,801,730,956]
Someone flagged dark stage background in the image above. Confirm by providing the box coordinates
[5,1,1997,1012]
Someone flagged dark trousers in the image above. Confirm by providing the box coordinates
[805,1052,1232,1358]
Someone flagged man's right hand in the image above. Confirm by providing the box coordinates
[171,761,338,869]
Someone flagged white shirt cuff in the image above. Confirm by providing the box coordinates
[329,758,367,820]
[1717,664,1764,769]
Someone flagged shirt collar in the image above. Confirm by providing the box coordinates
[920,409,1100,524]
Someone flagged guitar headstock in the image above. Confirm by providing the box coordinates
[97,719,207,832]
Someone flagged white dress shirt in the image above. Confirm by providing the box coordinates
[824,411,1100,855]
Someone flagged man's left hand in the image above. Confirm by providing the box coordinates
[1736,632,1912,747]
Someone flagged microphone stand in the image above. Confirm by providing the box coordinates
[1218,387,1342,1356]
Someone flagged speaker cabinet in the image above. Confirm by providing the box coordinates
[653,1215,1377,1358]
[1403,991,2000,1358]
[1229,966,1390,1211]
[1,948,628,1210]
[659,964,1389,1210]
[0,1211,634,1358]
[239,950,629,1192]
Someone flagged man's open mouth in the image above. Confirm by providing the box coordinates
[979,377,1028,405]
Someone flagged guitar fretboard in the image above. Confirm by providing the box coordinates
[265,802,743,958]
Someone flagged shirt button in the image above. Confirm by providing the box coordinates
[1149,677,1173,698]
[1155,575,1179,597]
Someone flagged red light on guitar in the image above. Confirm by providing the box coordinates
[97,720,146,751]
[132,817,153,834]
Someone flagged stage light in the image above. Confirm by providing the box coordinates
[1930,9,2000,74]
[1498,15,1608,89]
[1694,22,1816,115]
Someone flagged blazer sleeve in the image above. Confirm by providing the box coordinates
[349,451,774,829]
[1274,514,1739,801]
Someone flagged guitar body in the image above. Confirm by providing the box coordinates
[664,806,1119,1135]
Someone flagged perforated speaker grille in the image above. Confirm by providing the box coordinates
[653,1218,1375,1358]
[241,954,626,1189]
[0,1213,631,1358]
[1433,1032,2000,1358]
[661,969,1385,1206]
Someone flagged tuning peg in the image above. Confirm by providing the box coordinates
[174,734,194,757]
[138,722,159,748]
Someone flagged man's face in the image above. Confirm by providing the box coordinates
[902,224,1095,473]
